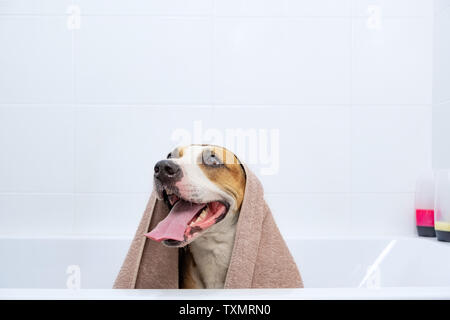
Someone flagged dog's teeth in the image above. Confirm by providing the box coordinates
[193,210,207,225]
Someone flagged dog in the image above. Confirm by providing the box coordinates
[145,144,246,289]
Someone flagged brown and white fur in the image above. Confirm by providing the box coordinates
[152,144,246,289]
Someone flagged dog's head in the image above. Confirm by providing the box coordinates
[145,144,246,247]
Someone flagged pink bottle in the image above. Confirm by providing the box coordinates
[415,171,435,237]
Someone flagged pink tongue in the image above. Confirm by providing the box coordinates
[145,200,205,242]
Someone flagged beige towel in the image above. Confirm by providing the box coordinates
[113,164,303,289]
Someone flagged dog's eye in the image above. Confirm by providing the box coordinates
[203,151,222,167]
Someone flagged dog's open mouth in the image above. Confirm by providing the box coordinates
[144,189,229,245]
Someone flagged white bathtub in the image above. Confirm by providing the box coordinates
[1,236,450,299]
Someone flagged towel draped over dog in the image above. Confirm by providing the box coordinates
[113,164,303,289]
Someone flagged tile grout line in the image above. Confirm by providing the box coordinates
[349,3,354,234]
[0,13,433,19]
[430,6,435,173]
[71,0,77,235]
[431,7,434,174]
[211,0,216,118]
[0,103,434,107]
[429,104,433,169]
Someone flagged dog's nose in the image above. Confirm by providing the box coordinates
[154,160,181,182]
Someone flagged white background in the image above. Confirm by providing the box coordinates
[0,0,439,238]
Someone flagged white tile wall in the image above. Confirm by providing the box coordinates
[0,194,74,235]
[0,106,75,193]
[0,0,435,237]
[350,193,416,236]
[351,105,432,193]
[0,16,73,103]
[0,0,71,15]
[75,17,213,104]
[285,0,352,17]
[352,0,433,17]
[351,17,432,105]
[74,0,213,15]
[432,3,450,170]
[74,193,149,235]
[432,102,450,169]
[434,0,450,14]
[213,18,351,105]
[214,0,352,17]
[433,5,450,105]
[266,193,351,238]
